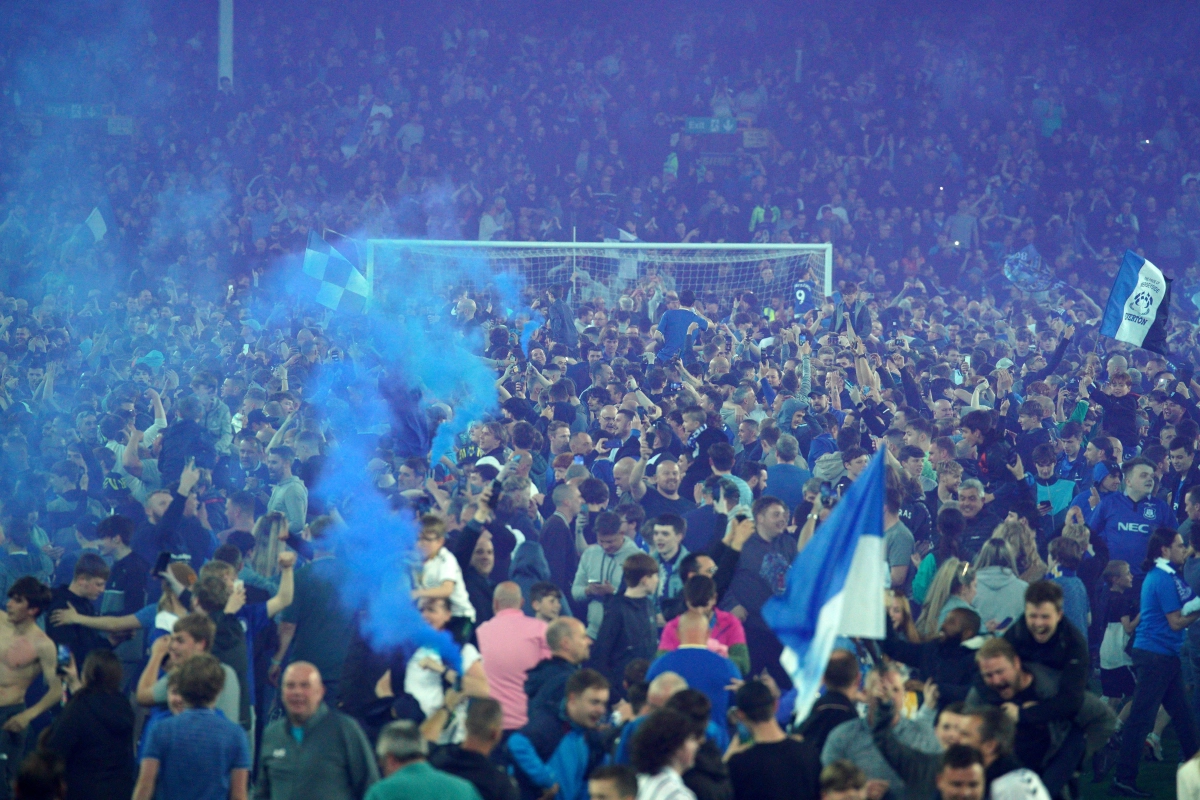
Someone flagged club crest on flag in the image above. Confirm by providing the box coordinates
[1100,249,1172,356]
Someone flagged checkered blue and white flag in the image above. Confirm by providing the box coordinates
[303,231,369,313]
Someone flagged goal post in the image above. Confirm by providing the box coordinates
[364,239,834,318]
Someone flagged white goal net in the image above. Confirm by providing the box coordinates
[365,240,833,319]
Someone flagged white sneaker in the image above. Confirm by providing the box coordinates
[1145,732,1164,762]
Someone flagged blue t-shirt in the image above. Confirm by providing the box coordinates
[1088,492,1172,577]
[134,603,170,656]
[1134,563,1194,656]
[657,308,708,360]
[235,601,272,707]
[646,648,740,739]
[142,708,250,800]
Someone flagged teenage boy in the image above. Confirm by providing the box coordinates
[1030,443,1077,542]
[133,653,250,800]
[650,514,689,624]
[96,514,150,615]
[590,553,659,698]
[1014,402,1052,473]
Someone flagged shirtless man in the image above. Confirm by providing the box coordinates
[0,577,62,798]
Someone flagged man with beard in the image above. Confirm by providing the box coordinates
[966,638,1088,799]
[1002,582,1089,729]
[218,432,270,499]
[266,445,308,535]
[881,607,983,708]
[632,453,695,519]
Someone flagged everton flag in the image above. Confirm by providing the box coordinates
[764,450,887,721]
[1100,250,1172,356]
[302,231,370,313]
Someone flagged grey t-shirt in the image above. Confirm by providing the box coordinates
[884,521,915,590]
[153,663,241,723]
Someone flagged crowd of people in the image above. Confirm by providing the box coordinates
[3,1,1200,800]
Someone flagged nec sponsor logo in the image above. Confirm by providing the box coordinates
[1116,522,1151,533]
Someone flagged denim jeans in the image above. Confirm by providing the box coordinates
[1116,648,1198,785]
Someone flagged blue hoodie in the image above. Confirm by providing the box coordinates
[508,706,608,800]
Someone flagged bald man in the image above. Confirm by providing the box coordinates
[525,617,592,720]
[645,611,740,743]
[255,662,378,800]
[475,582,553,732]
[614,671,689,764]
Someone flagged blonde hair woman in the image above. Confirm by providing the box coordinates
[972,538,1028,633]
[914,558,975,641]
[250,511,287,580]
[993,517,1048,583]
[888,593,921,643]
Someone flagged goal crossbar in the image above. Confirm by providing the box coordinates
[364,239,834,309]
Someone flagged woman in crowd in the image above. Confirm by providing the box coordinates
[914,558,975,641]
[971,538,1029,633]
[887,593,921,643]
[45,650,135,800]
[911,507,965,605]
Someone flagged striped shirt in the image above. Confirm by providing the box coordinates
[637,769,696,800]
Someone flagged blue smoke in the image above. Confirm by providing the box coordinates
[286,232,530,668]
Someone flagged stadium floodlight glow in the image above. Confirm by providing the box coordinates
[364,239,834,315]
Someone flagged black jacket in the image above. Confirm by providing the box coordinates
[131,490,188,566]
[683,739,733,800]
[45,690,135,800]
[961,508,1003,561]
[881,625,980,707]
[1003,616,1089,723]
[157,418,217,486]
[524,656,578,720]
[431,744,519,800]
[589,594,657,698]
[792,689,857,754]
[682,427,732,501]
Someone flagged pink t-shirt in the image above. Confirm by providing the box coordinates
[475,609,552,730]
[657,608,747,655]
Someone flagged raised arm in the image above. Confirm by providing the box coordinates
[137,635,171,706]
[628,438,652,501]
[265,552,297,617]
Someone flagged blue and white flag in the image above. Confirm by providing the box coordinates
[763,450,887,721]
[82,197,114,242]
[1100,249,1172,356]
[303,231,370,313]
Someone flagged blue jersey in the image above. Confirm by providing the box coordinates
[1087,492,1172,578]
[656,308,708,361]
[793,280,818,317]
[1134,563,1194,656]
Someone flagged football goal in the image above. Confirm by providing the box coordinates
[364,240,834,317]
